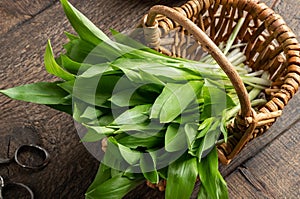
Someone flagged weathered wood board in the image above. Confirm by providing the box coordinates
[0,0,57,36]
[227,122,300,198]
[0,0,299,198]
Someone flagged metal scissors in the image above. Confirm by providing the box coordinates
[0,144,50,199]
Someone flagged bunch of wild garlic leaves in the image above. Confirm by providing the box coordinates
[0,0,271,199]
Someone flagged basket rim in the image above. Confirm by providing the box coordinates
[136,0,300,164]
[138,0,300,116]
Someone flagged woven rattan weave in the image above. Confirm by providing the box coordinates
[133,0,300,164]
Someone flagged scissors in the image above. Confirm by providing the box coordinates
[0,144,50,199]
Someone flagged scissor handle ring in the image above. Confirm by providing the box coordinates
[1,182,34,199]
[14,144,50,170]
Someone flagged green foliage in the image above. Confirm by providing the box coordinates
[165,154,198,199]
[60,0,119,50]
[45,40,75,80]
[85,170,144,199]
[198,147,229,199]
[165,124,187,152]
[0,82,69,105]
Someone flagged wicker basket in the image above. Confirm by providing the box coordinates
[132,0,300,165]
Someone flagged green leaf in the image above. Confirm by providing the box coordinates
[140,153,159,184]
[86,172,143,199]
[60,54,82,74]
[201,82,235,120]
[81,128,105,142]
[110,168,122,178]
[72,101,89,122]
[111,59,162,84]
[47,104,73,115]
[165,124,187,152]
[73,100,108,125]
[87,163,111,193]
[110,88,153,107]
[63,37,98,63]
[111,29,185,63]
[72,102,105,123]
[197,117,214,138]
[99,114,114,126]
[112,58,201,82]
[64,31,79,40]
[102,137,128,171]
[113,104,151,125]
[139,65,201,82]
[0,82,69,105]
[197,184,210,199]
[138,69,166,86]
[57,80,74,94]
[223,17,245,55]
[60,0,119,50]
[109,137,140,165]
[86,125,116,135]
[81,106,103,121]
[158,167,168,179]
[44,40,75,80]
[114,68,141,83]
[117,121,165,133]
[187,118,215,157]
[184,123,198,149]
[172,104,200,124]
[165,154,198,199]
[151,81,202,123]
[198,117,214,131]
[118,144,140,165]
[137,83,163,96]
[65,75,120,107]
[78,63,114,78]
[117,131,164,149]
[220,110,229,142]
[198,147,229,199]
[63,37,122,64]
[197,119,220,160]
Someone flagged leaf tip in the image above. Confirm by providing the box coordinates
[60,0,68,6]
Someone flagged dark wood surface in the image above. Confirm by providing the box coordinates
[0,0,299,198]
[0,0,57,36]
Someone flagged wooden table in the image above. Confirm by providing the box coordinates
[0,0,299,198]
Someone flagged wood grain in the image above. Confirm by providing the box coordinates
[0,0,299,198]
[226,121,300,198]
[0,0,57,36]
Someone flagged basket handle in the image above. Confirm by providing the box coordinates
[145,5,252,118]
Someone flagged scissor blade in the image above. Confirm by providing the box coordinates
[0,158,11,164]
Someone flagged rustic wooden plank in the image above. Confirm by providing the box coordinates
[0,7,29,36]
[226,121,300,198]
[0,0,56,36]
[227,170,271,198]
[0,0,299,198]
